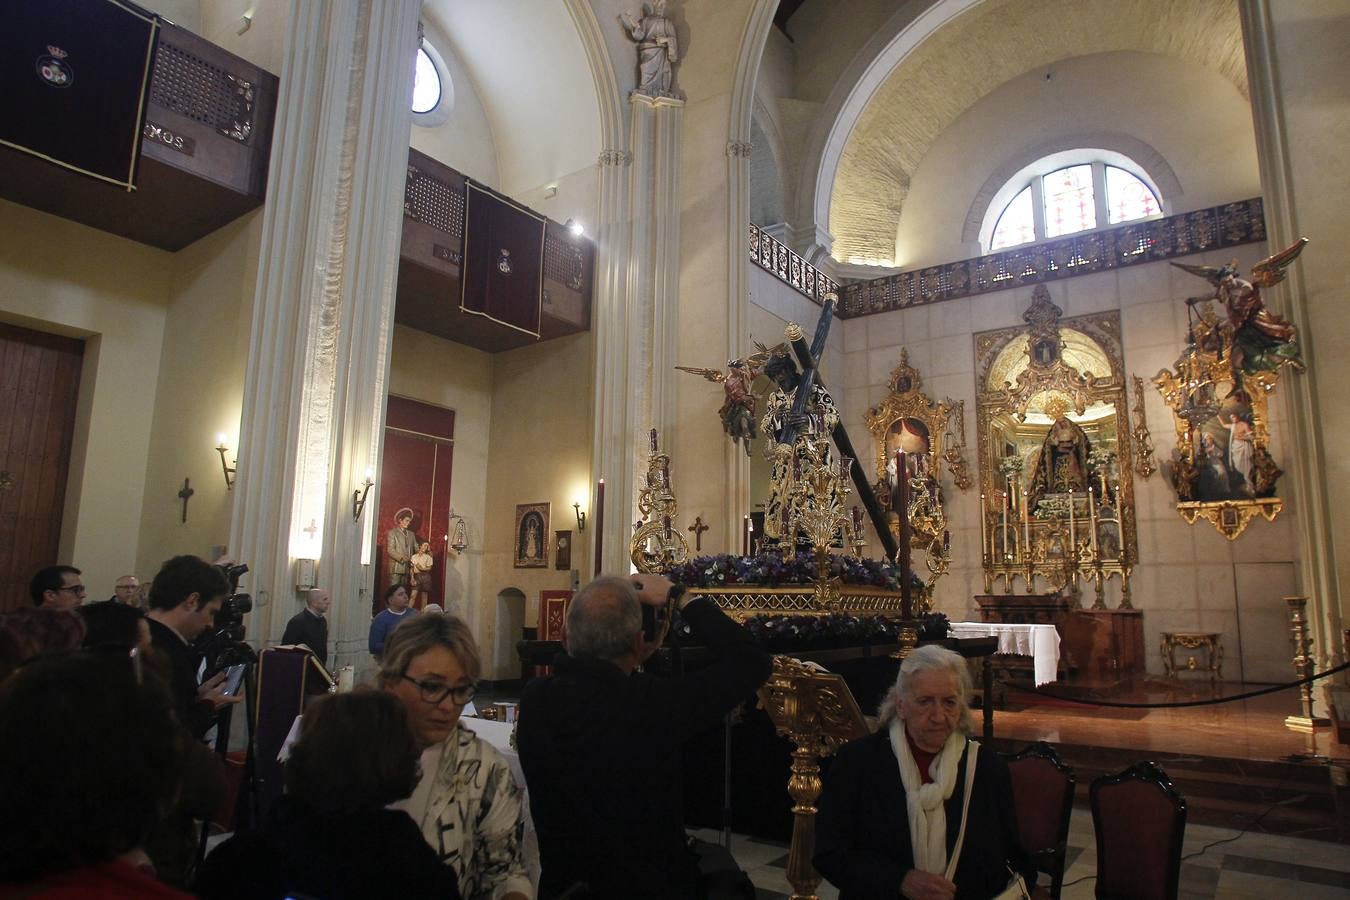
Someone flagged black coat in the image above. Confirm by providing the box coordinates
[517,596,771,900]
[814,729,1034,900]
[194,798,462,900]
[280,608,329,666]
[147,617,216,739]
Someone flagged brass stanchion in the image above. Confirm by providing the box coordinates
[1283,595,1330,758]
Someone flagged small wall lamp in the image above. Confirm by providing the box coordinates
[215,434,237,490]
[574,501,587,532]
[352,469,374,521]
[564,217,584,237]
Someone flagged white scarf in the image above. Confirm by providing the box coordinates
[889,719,971,876]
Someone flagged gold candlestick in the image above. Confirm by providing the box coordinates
[1283,596,1330,753]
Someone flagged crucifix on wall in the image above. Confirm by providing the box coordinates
[178,477,194,524]
[688,516,709,551]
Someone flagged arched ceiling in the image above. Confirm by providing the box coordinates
[421,0,604,196]
[828,0,1246,265]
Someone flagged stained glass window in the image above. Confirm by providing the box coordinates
[412,47,441,114]
[990,186,1036,250]
[1105,165,1160,224]
[1043,164,1096,238]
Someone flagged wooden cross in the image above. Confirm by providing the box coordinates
[688,516,710,551]
[177,477,195,524]
[303,519,319,541]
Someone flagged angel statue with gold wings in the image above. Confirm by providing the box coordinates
[676,341,784,456]
[1172,238,1308,392]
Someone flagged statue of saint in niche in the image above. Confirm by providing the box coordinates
[1026,405,1092,510]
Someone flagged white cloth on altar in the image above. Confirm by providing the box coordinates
[460,715,541,889]
[950,621,1060,686]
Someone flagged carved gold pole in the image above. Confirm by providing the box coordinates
[1283,595,1330,756]
[759,657,869,900]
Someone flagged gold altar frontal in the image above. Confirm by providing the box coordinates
[687,584,918,623]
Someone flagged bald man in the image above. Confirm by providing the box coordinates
[109,574,141,607]
[280,588,330,666]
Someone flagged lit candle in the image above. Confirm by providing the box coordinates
[742,515,750,556]
[593,478,605,577]
[1088,486,1098,556]
[1022,487,1031,557]
[1002,490,1009,560]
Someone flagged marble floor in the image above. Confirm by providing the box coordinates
[693,810,1350,899]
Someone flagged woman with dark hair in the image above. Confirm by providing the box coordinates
[78,600,152,653]
[0,651,189,897]
[194,690,461,900]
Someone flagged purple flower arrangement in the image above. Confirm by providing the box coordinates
[742,613,903,651]
[667,551,924,593]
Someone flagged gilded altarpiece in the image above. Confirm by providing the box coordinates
[974,287,1138,607]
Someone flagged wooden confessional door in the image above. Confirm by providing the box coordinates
[0,323,84,612]
[374,395,455,614]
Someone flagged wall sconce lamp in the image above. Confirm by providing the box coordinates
[574,501,587,532]
[564,217,584,238]
[352,469,374,521]
[215,434,237,490]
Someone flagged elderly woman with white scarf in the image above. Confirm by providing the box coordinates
[815,645,1034,900]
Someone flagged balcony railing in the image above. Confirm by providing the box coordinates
[837,198,1266,318]
[748,224,839,305]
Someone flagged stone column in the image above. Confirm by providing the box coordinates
[228,0,419,670]
[1239,0,1346,673]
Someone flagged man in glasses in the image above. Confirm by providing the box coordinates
[28,565,86,610]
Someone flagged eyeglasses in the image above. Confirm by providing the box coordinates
[57,584,87,595]
[400,674,477,706]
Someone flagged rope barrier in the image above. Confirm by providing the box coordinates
[1004,660,1350,709]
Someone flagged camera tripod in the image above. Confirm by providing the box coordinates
[194,659,262,871]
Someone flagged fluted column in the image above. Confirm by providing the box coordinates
[228,0,419,669]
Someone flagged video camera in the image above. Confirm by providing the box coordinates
[197,562,257,676]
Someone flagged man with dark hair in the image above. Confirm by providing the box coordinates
[281,588,330,666]
[517,574,771,899]
[145,555,240,739]
[28,564,86,609]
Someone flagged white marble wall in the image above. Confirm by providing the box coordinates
[831,245,1302,681]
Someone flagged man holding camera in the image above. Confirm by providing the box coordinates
[145,555,242,739]
[517,574,771,899]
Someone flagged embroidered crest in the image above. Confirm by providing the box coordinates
[37,45,73,88]
[496,248,513,275]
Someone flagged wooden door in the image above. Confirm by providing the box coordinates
[0,323,84,612]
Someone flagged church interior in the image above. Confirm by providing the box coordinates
[2,0,1349,896]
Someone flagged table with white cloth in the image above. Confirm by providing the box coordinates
[460,715,542,890]
[950,621,1061,686]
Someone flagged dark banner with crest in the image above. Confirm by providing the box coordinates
[460,180,546,338]
[0,0,158,191]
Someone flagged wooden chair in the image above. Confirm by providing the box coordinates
[1005,741,1075,900]
[1090,761,1187,900]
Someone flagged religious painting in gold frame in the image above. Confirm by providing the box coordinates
[863,349,970,588]
[1152,301,1283,541]
[974,286,1138,607]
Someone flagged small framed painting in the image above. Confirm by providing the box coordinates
[513,503,550,568]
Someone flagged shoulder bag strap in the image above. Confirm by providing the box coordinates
[942,741,979,882]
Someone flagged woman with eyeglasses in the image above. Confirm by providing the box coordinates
[380,614,533,900]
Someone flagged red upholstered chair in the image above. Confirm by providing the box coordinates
[1090,761,1187,900]
[1006,742,1075,900]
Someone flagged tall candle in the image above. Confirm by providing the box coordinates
[649,428,658,452]
[979,493,989,562]
[663,514,672,540]
[1067,487,1076,559]
[1088,486,1098,556]
[742,515,750,556]
[840,456,852,482]
[1001,491,1009,560]
[895,451,912,612]
[593,478,605,577]
[1022,486,1031,558]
